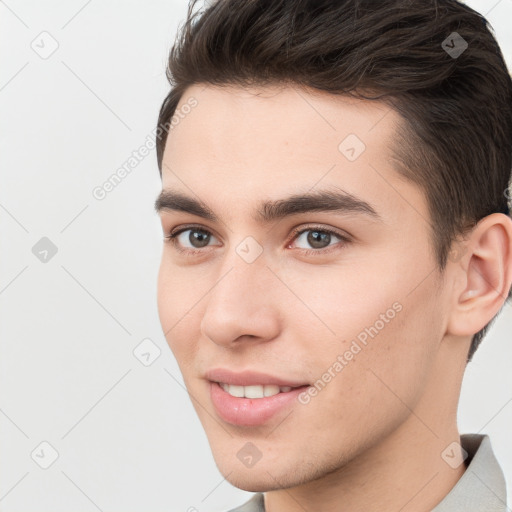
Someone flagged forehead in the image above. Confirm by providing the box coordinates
[161,83,426,227]
[166,82,397,164]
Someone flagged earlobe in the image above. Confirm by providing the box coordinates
[447,213,512,338]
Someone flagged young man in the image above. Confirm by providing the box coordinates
[154,0,512,510]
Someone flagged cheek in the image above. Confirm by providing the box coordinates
[348,299,438,431]
[285,255,443,404]
[288,291,441,460]
[156,259,205,361]
[280,258,406,351]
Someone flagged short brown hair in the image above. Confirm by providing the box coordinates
[155,0,512,361]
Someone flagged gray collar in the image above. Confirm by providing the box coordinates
[432,434,507,511]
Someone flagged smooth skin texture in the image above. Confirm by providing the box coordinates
[156,83,512,512]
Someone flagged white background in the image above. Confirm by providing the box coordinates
[1,1,511,510]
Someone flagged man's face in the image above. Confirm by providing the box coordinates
[156,83,450,490]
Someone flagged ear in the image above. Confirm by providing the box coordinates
[447,213,512,337]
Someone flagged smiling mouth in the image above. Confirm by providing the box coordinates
[209,380,310,426]
[216,382,307,398]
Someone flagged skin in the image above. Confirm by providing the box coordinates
[156,83,512,512]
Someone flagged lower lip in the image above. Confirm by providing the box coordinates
[210,382,308,427]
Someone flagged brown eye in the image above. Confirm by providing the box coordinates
[291,227,347,252]
[185,229,211,248]
[306,230,332,249]
[166,227,220,252]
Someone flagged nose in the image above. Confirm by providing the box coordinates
[200,254,282,348]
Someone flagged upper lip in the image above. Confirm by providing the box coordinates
[205,368,309,387]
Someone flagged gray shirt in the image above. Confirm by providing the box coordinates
[226,434,507,512]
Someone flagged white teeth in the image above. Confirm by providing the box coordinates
[263,384,280,397]
[219,383,294,398]
[228,384,244,397]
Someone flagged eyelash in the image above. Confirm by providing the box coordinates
[164,224,350,256]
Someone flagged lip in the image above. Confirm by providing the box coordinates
[209,381,309,426]
[205,368,308,387]
[206,368,310,426]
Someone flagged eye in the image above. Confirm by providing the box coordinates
[165,225,220,253]
[165,224,349,256]
[288,225,349,254]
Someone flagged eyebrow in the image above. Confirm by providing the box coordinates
[154,188,382,224]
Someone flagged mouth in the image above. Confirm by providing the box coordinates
[217,382,299,398]
[206,369,310,427]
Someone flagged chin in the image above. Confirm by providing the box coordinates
[212,450,319,492]
[221,468,289,493]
